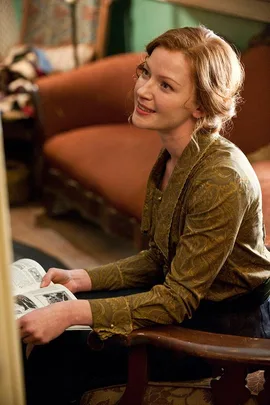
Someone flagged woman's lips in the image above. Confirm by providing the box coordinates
[136,102,155,115]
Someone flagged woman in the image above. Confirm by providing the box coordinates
[20,26,270,404]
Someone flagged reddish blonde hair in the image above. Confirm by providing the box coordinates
[145,26,244,136]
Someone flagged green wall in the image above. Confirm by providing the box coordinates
[131,0,267,52]
[13,0,22,24]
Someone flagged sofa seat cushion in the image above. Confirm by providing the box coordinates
[80,371,263,405]
[43,124,162,220]
[252,160,270,246]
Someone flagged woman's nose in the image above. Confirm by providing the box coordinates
[137,80,153,100]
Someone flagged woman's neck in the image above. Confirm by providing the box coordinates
[158,127,193,166]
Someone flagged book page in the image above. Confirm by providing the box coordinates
[14,284,91,331]
[11,258,50,295]
[14,284,75,318]
[66,324,91,331]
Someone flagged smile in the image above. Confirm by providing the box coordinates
[136,102,156,115]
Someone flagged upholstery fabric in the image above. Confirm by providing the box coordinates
[248,144,270,164]
[44,124,162,219]
[80,371,264,405]
[36,53,143,139]
[229,45,270,155]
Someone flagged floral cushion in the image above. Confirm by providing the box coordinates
[22,0,98,46]
[80,371,264,405]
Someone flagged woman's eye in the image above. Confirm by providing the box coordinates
[141,67,150,78]
[161,82,172,90]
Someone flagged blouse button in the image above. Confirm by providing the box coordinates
[110,324,114,328]
[158,196,162,201]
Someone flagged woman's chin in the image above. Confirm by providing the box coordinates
[132,112,153,129]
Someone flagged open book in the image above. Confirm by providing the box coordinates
[12,258,91,331]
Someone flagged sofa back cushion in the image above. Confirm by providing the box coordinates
[36,52,144,139]
[229,45,270,155]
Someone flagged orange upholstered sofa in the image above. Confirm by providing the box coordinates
[33,42,270,248]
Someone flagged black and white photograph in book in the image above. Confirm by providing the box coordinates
[14,295,37,316]
[28,266,43,283]
[42,291,71,305]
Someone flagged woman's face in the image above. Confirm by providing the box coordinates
[132,47,201,134]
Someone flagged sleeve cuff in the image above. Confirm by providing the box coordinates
[89,296,133,340]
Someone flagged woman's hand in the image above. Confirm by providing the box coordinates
[19,302,70,344]
[41,268,92,293]
[18,300,92,345]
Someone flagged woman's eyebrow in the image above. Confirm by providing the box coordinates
[145,61,182,86]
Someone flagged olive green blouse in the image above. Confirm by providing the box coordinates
[86,132,270,340]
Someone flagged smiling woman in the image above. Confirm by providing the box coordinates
[21,26,270,405]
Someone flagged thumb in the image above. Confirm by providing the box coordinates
[40,268,55,287]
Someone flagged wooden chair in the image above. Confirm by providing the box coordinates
[82,326,270,405]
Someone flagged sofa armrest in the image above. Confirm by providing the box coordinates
[87,326,270,405]
[116,325,270,405]
[89,325,270,405]
[87,324,270,366]
[33,52,144,140]
[126,325,270,366]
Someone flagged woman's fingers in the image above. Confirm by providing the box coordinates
[40,267,61,287]
[40,269,53,287]
[23,336,43,345]
[26,343,35,359]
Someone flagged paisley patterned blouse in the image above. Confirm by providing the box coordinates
[86,132,270,340]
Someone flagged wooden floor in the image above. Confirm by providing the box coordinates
[10,203,138,270]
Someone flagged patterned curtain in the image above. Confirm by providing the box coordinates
[0,1,20,60]
[22,0,98,46]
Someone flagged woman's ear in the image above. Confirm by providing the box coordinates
[192,106,205,119]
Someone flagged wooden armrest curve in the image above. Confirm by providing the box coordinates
[126,325,270,366]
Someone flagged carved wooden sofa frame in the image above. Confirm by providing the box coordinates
[82,325,270,405]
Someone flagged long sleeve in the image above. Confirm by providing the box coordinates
[86,242,164,291]
[90,167,250,339]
